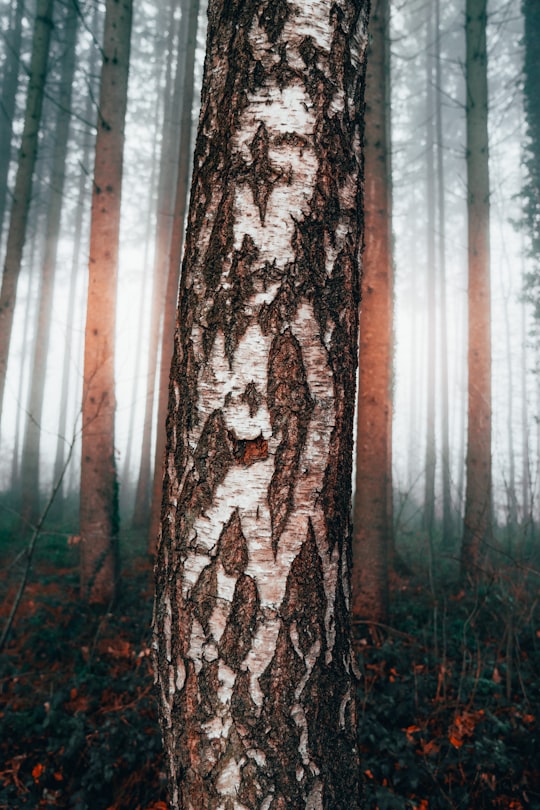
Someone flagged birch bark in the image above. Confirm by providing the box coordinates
[153,0,368,807]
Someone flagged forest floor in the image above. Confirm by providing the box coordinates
[0,522,539,809]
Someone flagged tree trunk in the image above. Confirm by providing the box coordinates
[0,0,24,251]
[461,0,492,580]
[80,0,132,604]
[0,0,54,433]
[131,0,183,530]
[521,0,540,310]
[148,0,200,554]
[423,1,437,539]
[20,2,78,527]
[435,0,453,548]
[152,1,368,806]
[351,0,392,630]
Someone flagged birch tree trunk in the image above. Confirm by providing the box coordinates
[461,0,492,580]
[152,0,368,807]
[80,0,132,603]
[351,0,392,630]
[0,0,54,433]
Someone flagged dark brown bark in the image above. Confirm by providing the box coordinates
[80,0,132,604]
[152,1,368,806]
[351,0,392,630]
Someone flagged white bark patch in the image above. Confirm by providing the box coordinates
[216,757,242,797]
[202,715,231,741]
[242,617,280,708]
[217,661,236,705]
[175,658,186,691]
[182,553,211,596]
[216,565,237,605]
[289,302,340,659]
[282,2,332,55]
[197,326,273,440]
[247,747,267,768]
[187,618,206,674]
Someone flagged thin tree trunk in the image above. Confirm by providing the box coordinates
[131,2,183,530]
[0,0,54,433]
[20,2,78,527]
[351,0,392,630]
[152,1,368,805]
[0,0,24,250]
[502,285,518,531]
[120,0,171,512]
[80,0,132,604]
[11,230,40,492]
[520,297,533,548]
[424,1,437,539]
[148,0,200,554]
[52,0,100,513]
[435,0,453,548]
[461,0,492,580]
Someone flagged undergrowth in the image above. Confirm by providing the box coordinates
[0,516,539,808]
[0,554,167,810]
[357,570,540,809]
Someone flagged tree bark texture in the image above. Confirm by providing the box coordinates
[351,0,392,630]
[0,0,54,433]
[153,1,368,807]
[80,0,132,603]
[461,0,492,579]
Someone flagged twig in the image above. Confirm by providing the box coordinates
[0,434,77,654]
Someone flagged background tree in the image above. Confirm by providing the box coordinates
[0,0,54,432]
[152,0,369,805]
[148,0,201,553]
[352,0,393,630]
[80,0,133,604]
[0,0,24,252]
[461,0,492,579]
[522,0,540,317]
[19,1,79,527]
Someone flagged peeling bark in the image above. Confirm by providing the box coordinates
[153,1,368,807]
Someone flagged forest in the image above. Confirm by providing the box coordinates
[0,0,538,808]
